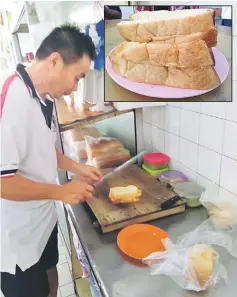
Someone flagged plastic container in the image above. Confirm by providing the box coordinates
[142,153,170,170]
[142,163,169,176]
[159,170,188,187]
[173,182,204,208]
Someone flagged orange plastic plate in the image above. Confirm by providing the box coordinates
[117,224,168,260]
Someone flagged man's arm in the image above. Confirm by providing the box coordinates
[1,173,94,204]
[56,149,102,182]
[56,148,79,173]
[1,174,59,202]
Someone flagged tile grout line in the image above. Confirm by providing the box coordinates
[177,105,181,166]
[154,124,237,163]
[196,110,201,183]
[170,157,237,197]
[218,108,228,191]
[155,103,237,122]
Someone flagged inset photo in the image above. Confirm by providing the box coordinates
[104,5,232,102]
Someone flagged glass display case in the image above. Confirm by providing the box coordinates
[55,98,137,181]
[54,99,137,295]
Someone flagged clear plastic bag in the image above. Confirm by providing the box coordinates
[72,141,87,161]
[200,183,237,227]
[84,135,125,162]
[143,238,227,292]
[70,125,102,142]
[84,135,131,169]
[177,217,237,258]
[92,148,130,169]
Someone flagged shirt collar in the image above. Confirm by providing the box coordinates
[16,64,47,106]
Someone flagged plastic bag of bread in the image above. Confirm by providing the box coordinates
[85,135,125,163]
[143,238,227,292]
[70,125,102,142]
[93,148,130,169]
[72,141,87,161]
[200,183,237,227]
[177,217,237,258]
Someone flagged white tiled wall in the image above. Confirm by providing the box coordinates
[141,76,237,198]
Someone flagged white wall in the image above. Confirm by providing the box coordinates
[141,81,237,199]
[138,3,237,198]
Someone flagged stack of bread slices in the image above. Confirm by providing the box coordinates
[109,9,221,90]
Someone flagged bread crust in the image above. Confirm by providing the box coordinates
[117,9,215,43]
[112,40,214,68]
[93,149,130,169]
[188,244,215,289]
[149,26,217,48]
[109,43,221,90]
[109,185,142,204]
[86,138,123,162]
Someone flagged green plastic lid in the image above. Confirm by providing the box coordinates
[142,164,169,176]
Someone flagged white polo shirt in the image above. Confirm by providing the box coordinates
[0,64,58,274]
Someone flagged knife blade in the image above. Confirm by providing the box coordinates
[93,151,146,189]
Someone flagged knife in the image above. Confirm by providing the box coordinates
[93,151,146,189]
[160,195,181,210]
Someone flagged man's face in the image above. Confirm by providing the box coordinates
[46,53,91,99]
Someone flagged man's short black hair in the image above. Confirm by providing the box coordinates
[36,23,96,64]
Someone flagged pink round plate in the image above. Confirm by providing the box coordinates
[106,47,229,99]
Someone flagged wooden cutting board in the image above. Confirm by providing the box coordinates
[87,164,185,233]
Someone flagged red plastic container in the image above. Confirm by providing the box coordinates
[143,153,170,170]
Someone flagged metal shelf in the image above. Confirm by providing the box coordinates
[55,99,133,132]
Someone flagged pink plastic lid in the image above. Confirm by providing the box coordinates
[143,153,170,165]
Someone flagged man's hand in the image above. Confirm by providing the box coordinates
[56,149,103,184]
[53,180,95,204]
[73,164,103,184]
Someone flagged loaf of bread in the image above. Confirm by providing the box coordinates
[118,9,215,43]
[86,137,124,162]
[150,27,217,48]
[129,8,214,21]
[93,148,130,169]
[110,45,220,90]
[188,244,215,289]
[109,185,142,204]
[112,40,214,68]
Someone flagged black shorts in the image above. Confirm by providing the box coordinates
[1,225,59,297]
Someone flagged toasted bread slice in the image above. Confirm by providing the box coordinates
[109,185,142,204]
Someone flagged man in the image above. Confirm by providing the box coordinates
[104,6,122,20]
[0,24,102,297]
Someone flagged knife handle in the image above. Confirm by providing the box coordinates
[160,195,181,210]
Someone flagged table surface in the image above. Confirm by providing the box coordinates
[105,20,232,102]
[67,203,237,297]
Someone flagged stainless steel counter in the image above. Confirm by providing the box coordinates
[67,204,237,297]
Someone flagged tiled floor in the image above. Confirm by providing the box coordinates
[57,228,76,297]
